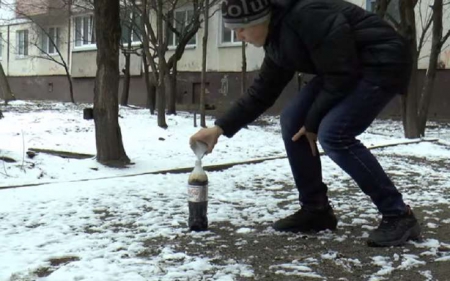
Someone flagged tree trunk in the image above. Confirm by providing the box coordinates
[241,41,247,96]
[402,70,419,139]
[167,61,177,115]
[156,0,167,128]
[63,64,75,103]
[120,48,131,106]
[157,72,167,128]
[67,70,75,104]
[0,63,14,104]
[376,0,388,18]
[399,0,420,138]
[93,0,130,166]
[417,0,443,136]
[148,77,157,115]
[200,0,209,128]
[143,51,156,115]
[140,0,156,115]
[120,32,133,107]
[67,0,73,103]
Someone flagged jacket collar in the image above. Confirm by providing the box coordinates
[264,0,295,47]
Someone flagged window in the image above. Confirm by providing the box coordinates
[168,9,196,48]
[121,9,142,44]
[74,15,96,47]
[42,27,60,54]
[16,30,29,57]
[366,0,376,12]
[220,12,241,45]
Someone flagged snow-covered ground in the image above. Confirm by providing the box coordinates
[0,100,449,280]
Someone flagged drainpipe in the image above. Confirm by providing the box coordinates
[67,0,72,75]
[6,24,10,76]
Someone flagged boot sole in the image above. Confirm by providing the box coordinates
[273,224,338,233]
[272,213,338,233]
[367,223,421,247]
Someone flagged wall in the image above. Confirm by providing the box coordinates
[71,49,143,78]
[167,6,265,73]
[3,0,450,77]
[0,0,18,25]
[6,18,69,76]
[6,69,450,121]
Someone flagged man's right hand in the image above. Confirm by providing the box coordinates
[189,126,224,154]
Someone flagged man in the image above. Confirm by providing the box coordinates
[190,0,421,247]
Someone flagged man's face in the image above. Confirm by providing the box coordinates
[234,22,269,47]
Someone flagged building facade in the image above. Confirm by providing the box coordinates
[0,0,449,118]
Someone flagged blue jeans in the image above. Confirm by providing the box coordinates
[280,77,407,216]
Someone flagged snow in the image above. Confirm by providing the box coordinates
[397,254,426,269]
[269,261,322,278]
[236,228,254,234]
[1,100,450,280]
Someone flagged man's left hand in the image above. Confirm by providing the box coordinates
[292,126,318,157]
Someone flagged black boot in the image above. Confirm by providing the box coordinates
[273,206,338,233]
[367,206,421,247]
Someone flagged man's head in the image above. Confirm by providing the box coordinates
[221,0,271,47]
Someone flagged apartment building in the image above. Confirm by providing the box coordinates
[0,0,449,117]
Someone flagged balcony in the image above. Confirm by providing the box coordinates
[15,0,67,18]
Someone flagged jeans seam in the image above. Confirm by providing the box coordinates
[339,114,383,188]
[348,149,383,188]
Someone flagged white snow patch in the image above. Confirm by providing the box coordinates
[435,255,450,262]
[236,228,253,234]
[370,256,394,277]
[397,254,426,270]
[270,260,323,278]
[419,270,434,280]
[426,222,438,229]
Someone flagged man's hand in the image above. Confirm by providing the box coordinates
[292,126,318,156]
[190,126,224,154]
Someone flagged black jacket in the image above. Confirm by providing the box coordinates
[215,0,412,136]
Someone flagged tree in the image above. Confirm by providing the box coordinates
[0,24,15,105]
[376,0,450,138]
[138,0,168,128]
[399,0,420,138]
[140,0,156,114]
[119,0,143,106]
[199,0,209,127]
[417,0,450,135]
[165,1,221,116]
[120,35,132,106]
[166,59,177,115]
[155,0,168,128]
[93,0,130,166]
[0,63,15,104]
[241,41,246,96]
[136,0,219,127]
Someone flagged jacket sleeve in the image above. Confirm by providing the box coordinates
[215,55,294,138]
[289,5,360,133]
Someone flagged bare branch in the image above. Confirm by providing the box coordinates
[417,15,433,54]
[442,29,450,45]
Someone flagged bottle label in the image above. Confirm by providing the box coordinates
[188,185,208,202]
